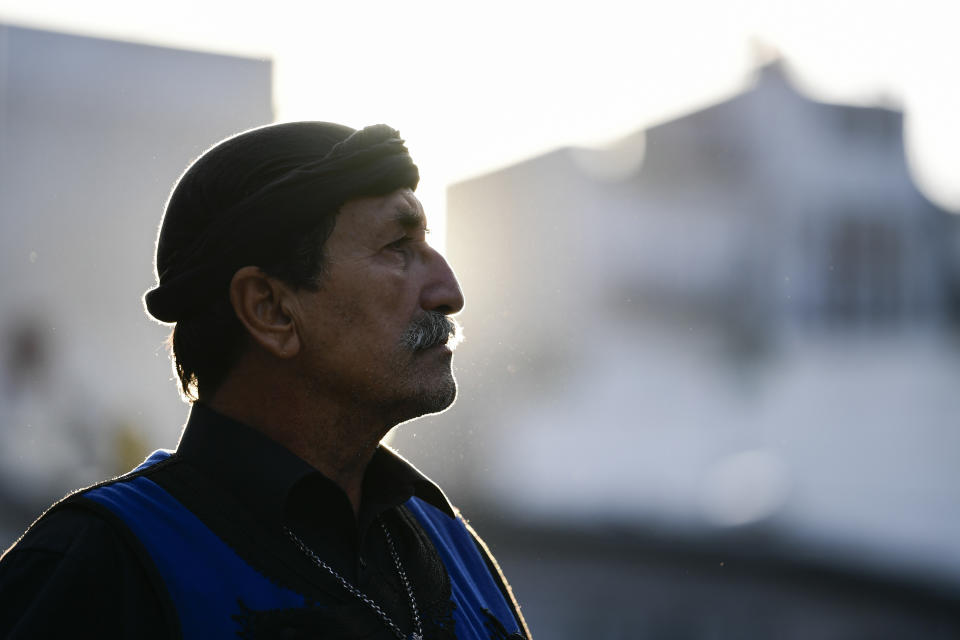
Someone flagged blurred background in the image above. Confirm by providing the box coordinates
[1,1,959,637]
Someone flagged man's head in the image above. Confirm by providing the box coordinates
[144,122,463,421]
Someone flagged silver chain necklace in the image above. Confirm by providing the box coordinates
[285,521,424,640]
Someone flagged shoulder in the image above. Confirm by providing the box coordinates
[0,477,177,638]
[4,448,182,569]
[4,500,124,558]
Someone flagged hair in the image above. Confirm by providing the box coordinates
[168,221,333,401]
[161,122,356,401]
[148,122,419,402]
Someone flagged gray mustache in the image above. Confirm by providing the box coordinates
[400,312,460,351]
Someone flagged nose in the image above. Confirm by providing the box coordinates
[420,246,465,315]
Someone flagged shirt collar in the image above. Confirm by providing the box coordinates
[174,402,456,532]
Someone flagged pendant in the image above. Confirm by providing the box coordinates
[409,634,423,640]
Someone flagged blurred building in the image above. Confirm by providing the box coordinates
[0,24,272,543]
[392,62,960,635]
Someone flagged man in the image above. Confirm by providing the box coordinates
[0,122,530,640]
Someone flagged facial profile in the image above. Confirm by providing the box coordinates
[289,188,465,425]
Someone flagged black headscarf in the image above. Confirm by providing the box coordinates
[144,122,419,323]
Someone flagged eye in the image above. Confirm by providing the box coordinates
[384,227,429,258]
[387,237,412,252]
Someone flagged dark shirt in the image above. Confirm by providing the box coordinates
[0,403,519,639]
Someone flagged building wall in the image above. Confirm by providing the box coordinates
[0,24,273,538]
[391,62,960,604]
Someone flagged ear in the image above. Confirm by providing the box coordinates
[229,266,301,359]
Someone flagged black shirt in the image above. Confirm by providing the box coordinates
[0,403,519,639]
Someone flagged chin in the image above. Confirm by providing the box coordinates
[400,373,458,421]
[420,376,458,415]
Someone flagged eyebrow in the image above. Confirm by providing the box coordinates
[393,206,427,231]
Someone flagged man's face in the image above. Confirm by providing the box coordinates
[292,188,464,424]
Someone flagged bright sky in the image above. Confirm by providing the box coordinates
[3,0,959,247]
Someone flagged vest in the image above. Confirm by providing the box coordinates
[80,450,524,639]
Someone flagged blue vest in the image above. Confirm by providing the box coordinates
[82,450,523,639]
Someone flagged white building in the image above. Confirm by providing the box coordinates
[0,24,272,537]
[392,62,960,611]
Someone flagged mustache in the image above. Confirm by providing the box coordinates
[400,312,463,351]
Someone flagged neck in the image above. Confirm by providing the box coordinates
[207,363,394,516]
